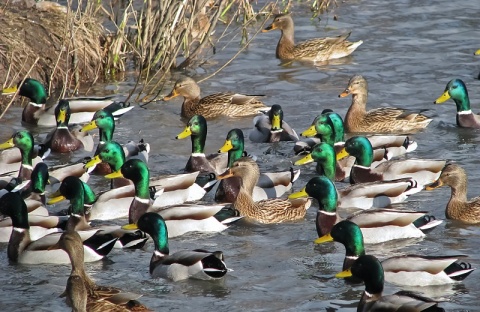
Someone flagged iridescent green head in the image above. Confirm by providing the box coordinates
[330,220,365,257]
[338,255,384,295]
[57,176,87,215]
[82,109,115,142]
[219,129,245,167]
[176,115,207,154]
[434,79,470,112]
[310,143,336,181]
[303,176,338,213]
[137,212,169,255]
[344,136,373,167]
[106,159,150,199]
[0,130,35,165]
[54,100,72,127]
[17,78,47,104]
[98,141,126,171]
[31,163,49,194]
[0,192,29,229]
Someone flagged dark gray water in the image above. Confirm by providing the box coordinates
[1,0,480,311]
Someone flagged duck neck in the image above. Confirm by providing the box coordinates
[453,92,471,113]
[345,93,368,129]
[315,157,336,181]
[228,147,244,168]
[67,239,96,291]
[234,188,258,215]
[448,176,468,203]
[99,125,114,142]
[354,146,373,167]
[133,174,151,200]
[277,28,295,59]
[191,132,206,154]
[20,145,34,167]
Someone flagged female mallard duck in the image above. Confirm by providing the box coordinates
[0,192,117,264]
[51,230,149,311]
[163,76,268,119]
[339,75,432,133]
[289,176,441,243]
[176,115,227,174]
[335,255,445,311]
[262,13,363,62]
[434,79,480,128]
[249,104,299,143]
[215,128,300,202]
[1,77,132,127]
[217,157,311,224]
[426,163,480,223]
[123,212,230,281]
[318,220,474,286]
[103,159,239,237]
[339,136,445,188]
[0,130,89,190]
[43,99,94,153]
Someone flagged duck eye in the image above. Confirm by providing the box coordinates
[104,149,109,153]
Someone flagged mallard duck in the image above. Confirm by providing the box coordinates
[123,212,230,281]
[289,176,441,243]
[43,99,94,153]
[215,128,300,203]
[335,255,445,311]
[262,13,363,62]
[176,114,227,174]
[249,104,299,143]
[0,130,89,191]
[318,220,474,286]
[217,157,311,224]
[51,230,149,311]
[339,136,445,187]
[1,77,132,127]
[434,79,480,128]
[103,158,239,237]
[339,75,432,133]
[426,163,480,223]
[163,76,268,118]
[0,192,117,264]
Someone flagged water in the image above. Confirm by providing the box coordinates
[1,0,480,310]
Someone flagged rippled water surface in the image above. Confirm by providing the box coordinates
[1,0,480,311]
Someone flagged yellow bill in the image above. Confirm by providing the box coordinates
[105,169,124,179]
[57,108,67,123]
[288,187,308,199]
[176,126,192,139]
[122,223,139,230]
[0,138,15,149]
[475,49,480,56]
[219,140,233,153]
[81,120,98,132]
[425,178,443,190]
[314,233,333,244]
[336,148,349,160]
[294,154,314,166]
[335,268,353,278]
[217,169,233,180]
[271,115,282,131]
[301,125,317,137]
[84,155,102,169]
[47,194,66,205]
[262,22,277,32]
[163,89,179,101]
[434,91,450,104]
[339,89,350,98]
[2,86,18,95]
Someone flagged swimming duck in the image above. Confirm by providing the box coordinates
[335,255,445,311]
[339,136,445,188]
[0,130,89,190]
[215,128,300,203]
[434,79,480,128]
[289,176,441,243]
[43,99,94,153]
[0,192,117,264]
[1,77,132,127]
[176,115,227,174]
[262,13,363,62]
[123,212,230,281]
[163,76,268,118]
[51,230,149,311]
[339,75,432,133]
[426,163,480,224]
[249,104,299,143]
[318,220,474,286]
[217,157,311,224]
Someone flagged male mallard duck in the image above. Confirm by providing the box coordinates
[262,13,363,62]
[123,212,230,281]
[163,76,268,119]
[289,176,441,243]
[339,75,432,133]
[51,230,149,311]
[426,163,480,223]
[176,115,227,174]
[339,136,445,187]
[0,130,89,190]
[1,77,132,127]
[217,157,311,224]
[249,104,299,143]
[82,109,150,175]
[43,99,94,153]
[434,79,480,128]
[215,128,300,203]
[318,220,474,286]
[0,192,117,264]
[336,255,445,311]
